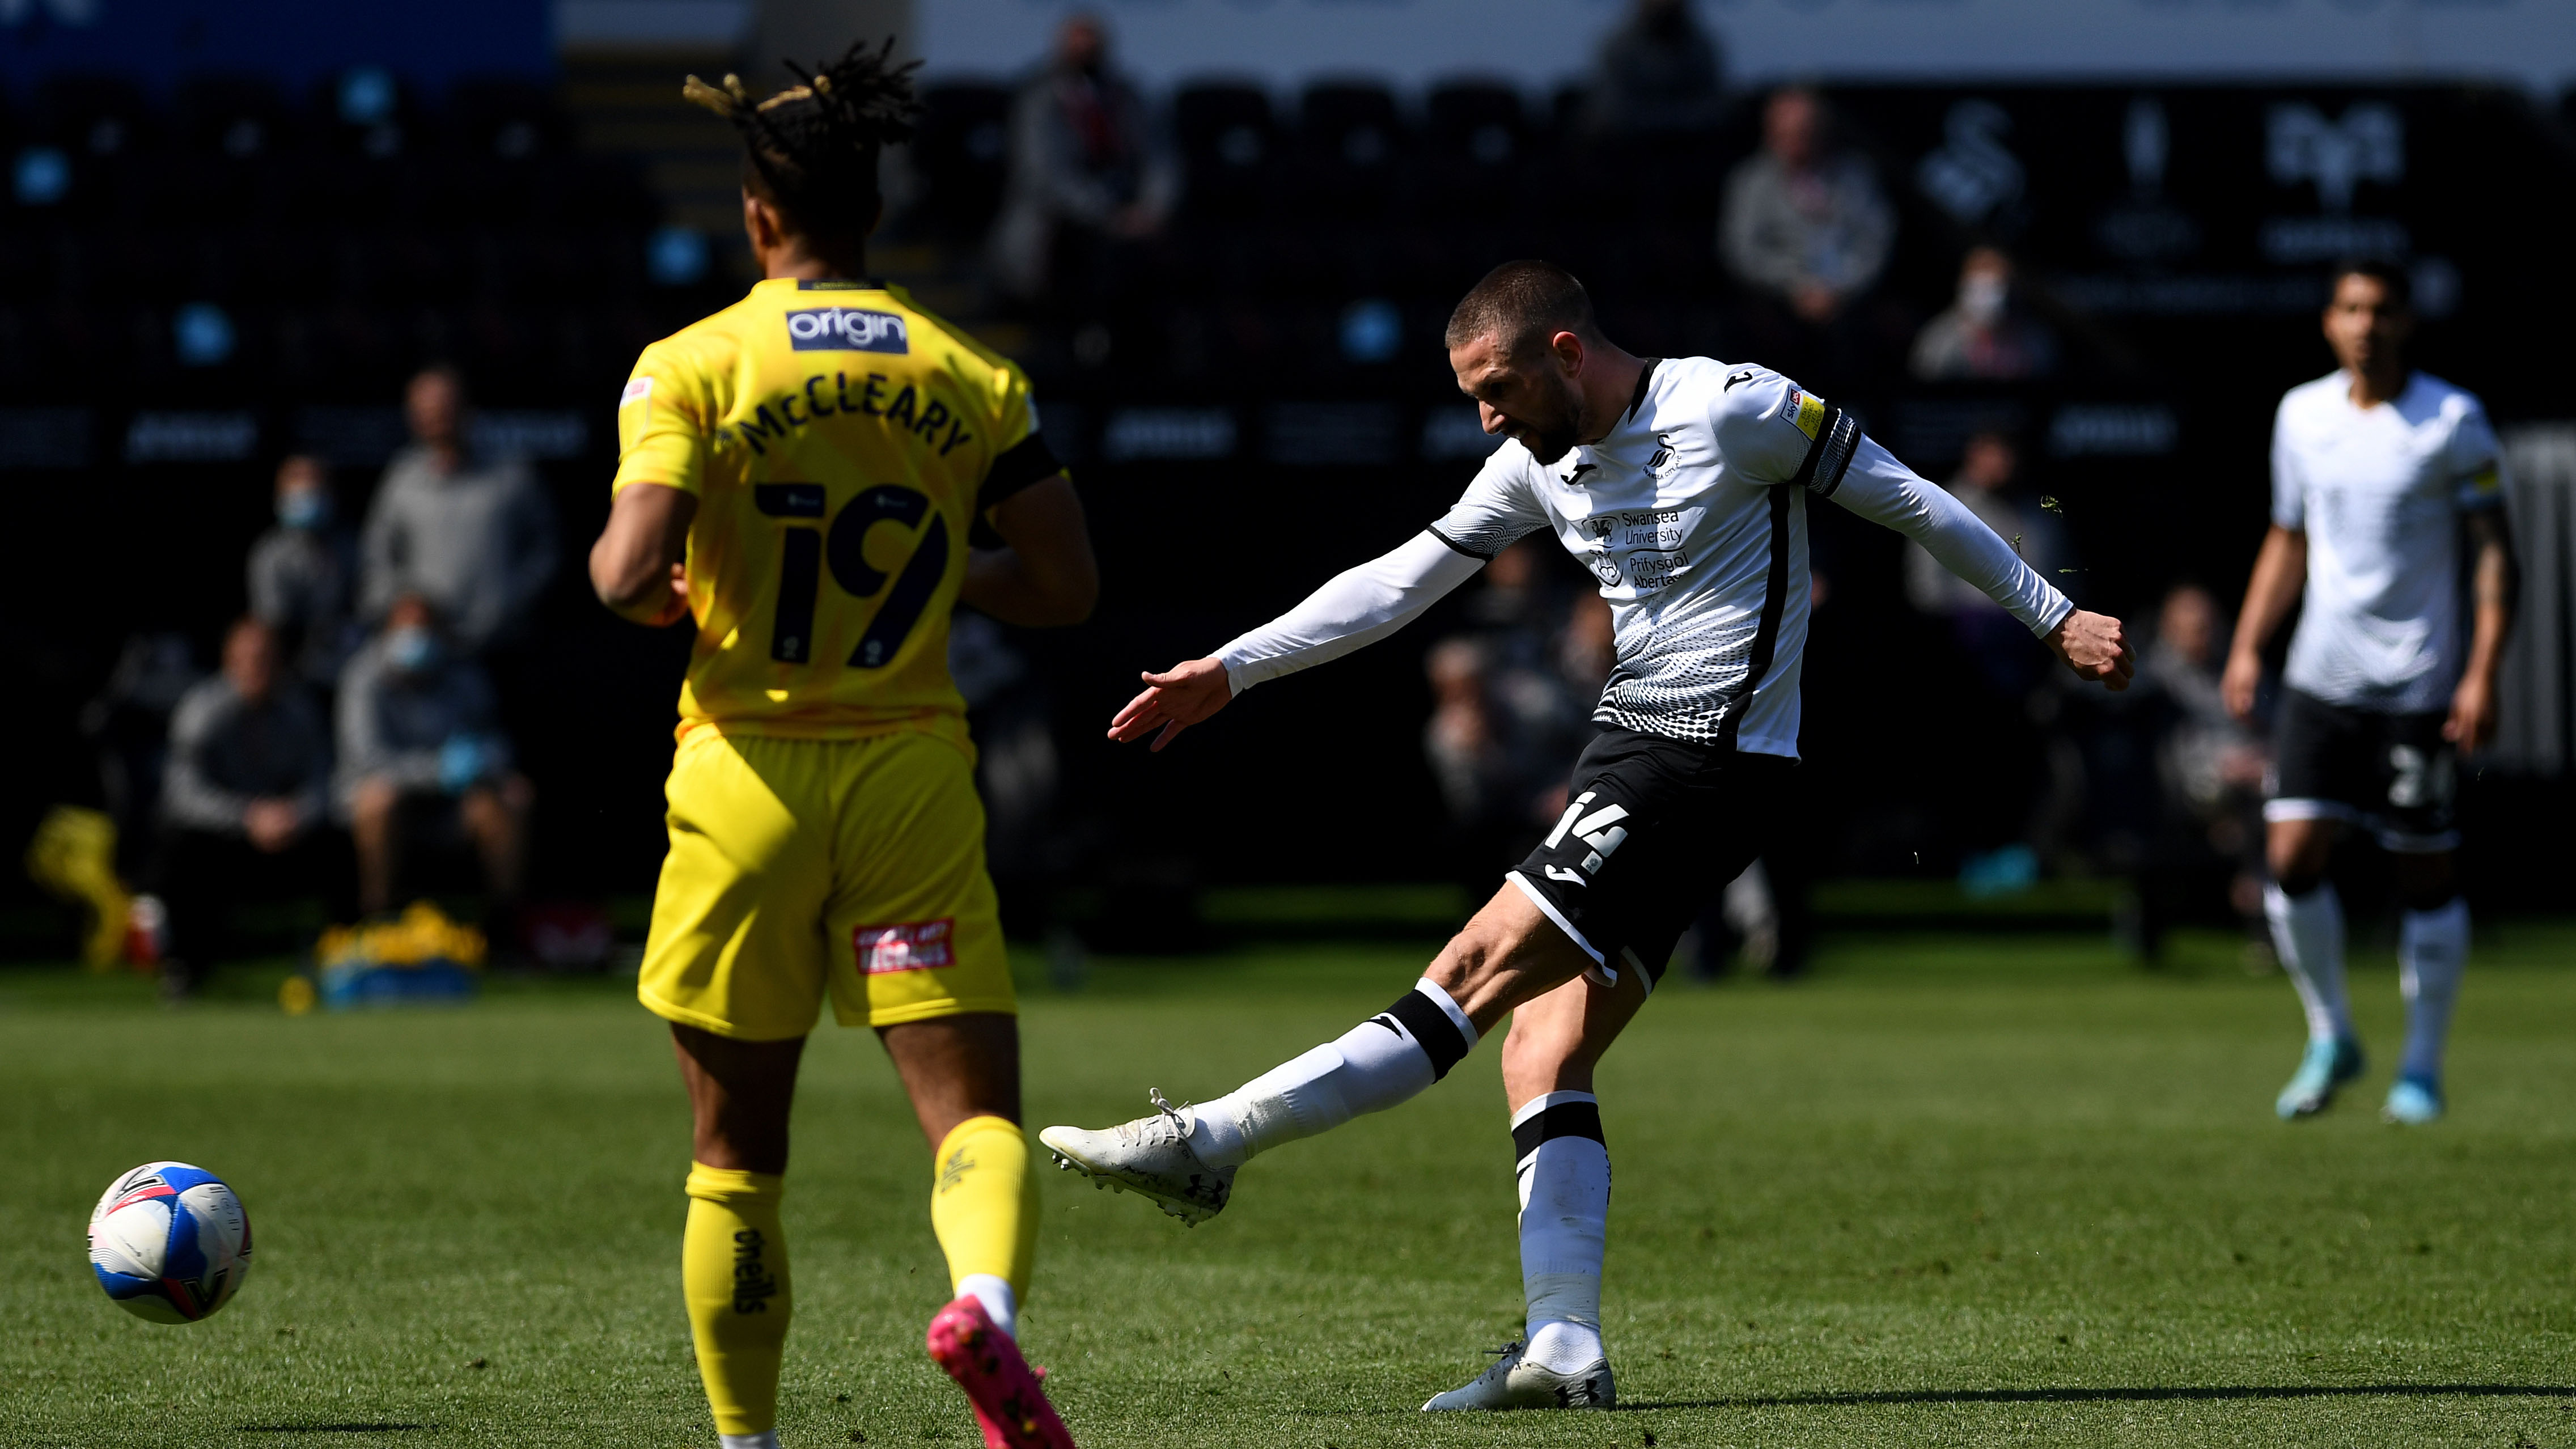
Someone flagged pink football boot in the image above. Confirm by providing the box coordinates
[925,1295,1075,1449]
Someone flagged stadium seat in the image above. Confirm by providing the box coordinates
[1294,82,1408,216]
[1174,82,1276,220]
[446,77,571,161]
[32,73,157,157]
[164,77,298,226]
[175,75,290,159]
[308,66,417,160]
[1425,82,1525,167]
[911,82,1013,242]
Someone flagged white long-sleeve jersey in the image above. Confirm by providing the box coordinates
[1216,357,2074,757]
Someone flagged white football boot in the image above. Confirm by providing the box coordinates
[1421,1340,1615,1411]
[1038,1090,1236,1226]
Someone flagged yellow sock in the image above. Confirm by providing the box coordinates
[682,1165,790,1437]
[929,1116,1038,1333]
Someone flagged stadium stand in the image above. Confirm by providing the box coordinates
[7,69,2576,949]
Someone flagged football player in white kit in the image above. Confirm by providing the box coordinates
[2223,260,2517,1126]
[1039,261,2135,1409]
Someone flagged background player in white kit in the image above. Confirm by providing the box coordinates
[2224,260,2517,1126]
[1040,261,2135,1410]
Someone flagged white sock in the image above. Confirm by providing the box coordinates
[1514,1090,1608,1373]
[1186,978,1476,1170]
[718,1433,779,1449]
[2397,897,2468,1085]
[2264,880,2353,1043]
[956,1272,1018,1340]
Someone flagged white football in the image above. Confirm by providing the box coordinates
[88,1162,254,1323]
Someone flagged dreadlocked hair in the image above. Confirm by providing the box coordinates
[683,37,920,243]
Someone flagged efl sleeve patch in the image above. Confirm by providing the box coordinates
[1790,389,1827,440]
[854,919,957,974]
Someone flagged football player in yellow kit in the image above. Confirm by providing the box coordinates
[586,40,1097,1449]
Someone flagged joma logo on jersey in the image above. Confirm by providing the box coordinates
[785,307,909,353]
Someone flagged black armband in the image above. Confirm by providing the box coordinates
[978,432,1064,512]
[1790,408,1861,499]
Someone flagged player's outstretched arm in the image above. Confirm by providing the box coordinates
[1825,438,2133,690]
[1107,530,1488,753]
[962,474,1100,627]
[1108,658,1232,752]
[590,482,697,626]
[2222,524,2307,721]
[2044,611,2135,692]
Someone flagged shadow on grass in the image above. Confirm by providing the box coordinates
[1622,1384,2576,1410]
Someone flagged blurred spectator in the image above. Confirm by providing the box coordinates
[950,609,1064,940]
[2135,582,2271,952]
[1588,0,1725,135]
[1461,539,1565,672]
[987,12,1176,307]
[247,455,362,689]
[337,595,531,917]
[1721,87,1892,331]
[360,366,558,655]
[1902,431,2065,870]
[155,618,344,995]
[1423,633,1584,889]
[79,632,204,878]
[1557,590,1615,697]
[1903,431,2067,695]
[1910,247,2058,382]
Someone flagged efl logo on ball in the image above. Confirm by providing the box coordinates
[785,308,909,354]
[88,1162,254,1324]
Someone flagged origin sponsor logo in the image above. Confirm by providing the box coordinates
[785,307,909,353]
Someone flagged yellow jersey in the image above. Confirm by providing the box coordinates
[612,278,1060,743]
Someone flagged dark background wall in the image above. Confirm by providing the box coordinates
[7,77,2575,950]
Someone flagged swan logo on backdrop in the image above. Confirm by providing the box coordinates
[785,307,909,353]
[2261,101,2409,263]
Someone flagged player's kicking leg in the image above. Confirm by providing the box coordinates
[1039,884,1592,1223]
[1422,967,1644,1411]
[1044,730,1786,1227]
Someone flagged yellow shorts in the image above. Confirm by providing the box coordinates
[638,728,1013,1040]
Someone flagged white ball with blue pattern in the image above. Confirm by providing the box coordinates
[88,1162,254,1323]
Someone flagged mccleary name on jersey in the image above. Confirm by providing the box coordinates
[1212,358,2071,759]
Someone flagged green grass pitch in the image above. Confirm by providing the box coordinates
[4,927,2573,1448]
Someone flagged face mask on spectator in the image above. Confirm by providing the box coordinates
[1961,273,2010,327]
[277,489,331,531]
[387,625,439,673]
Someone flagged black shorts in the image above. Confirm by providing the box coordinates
[2266,688,2459,853]
[1507,727,1794,992]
